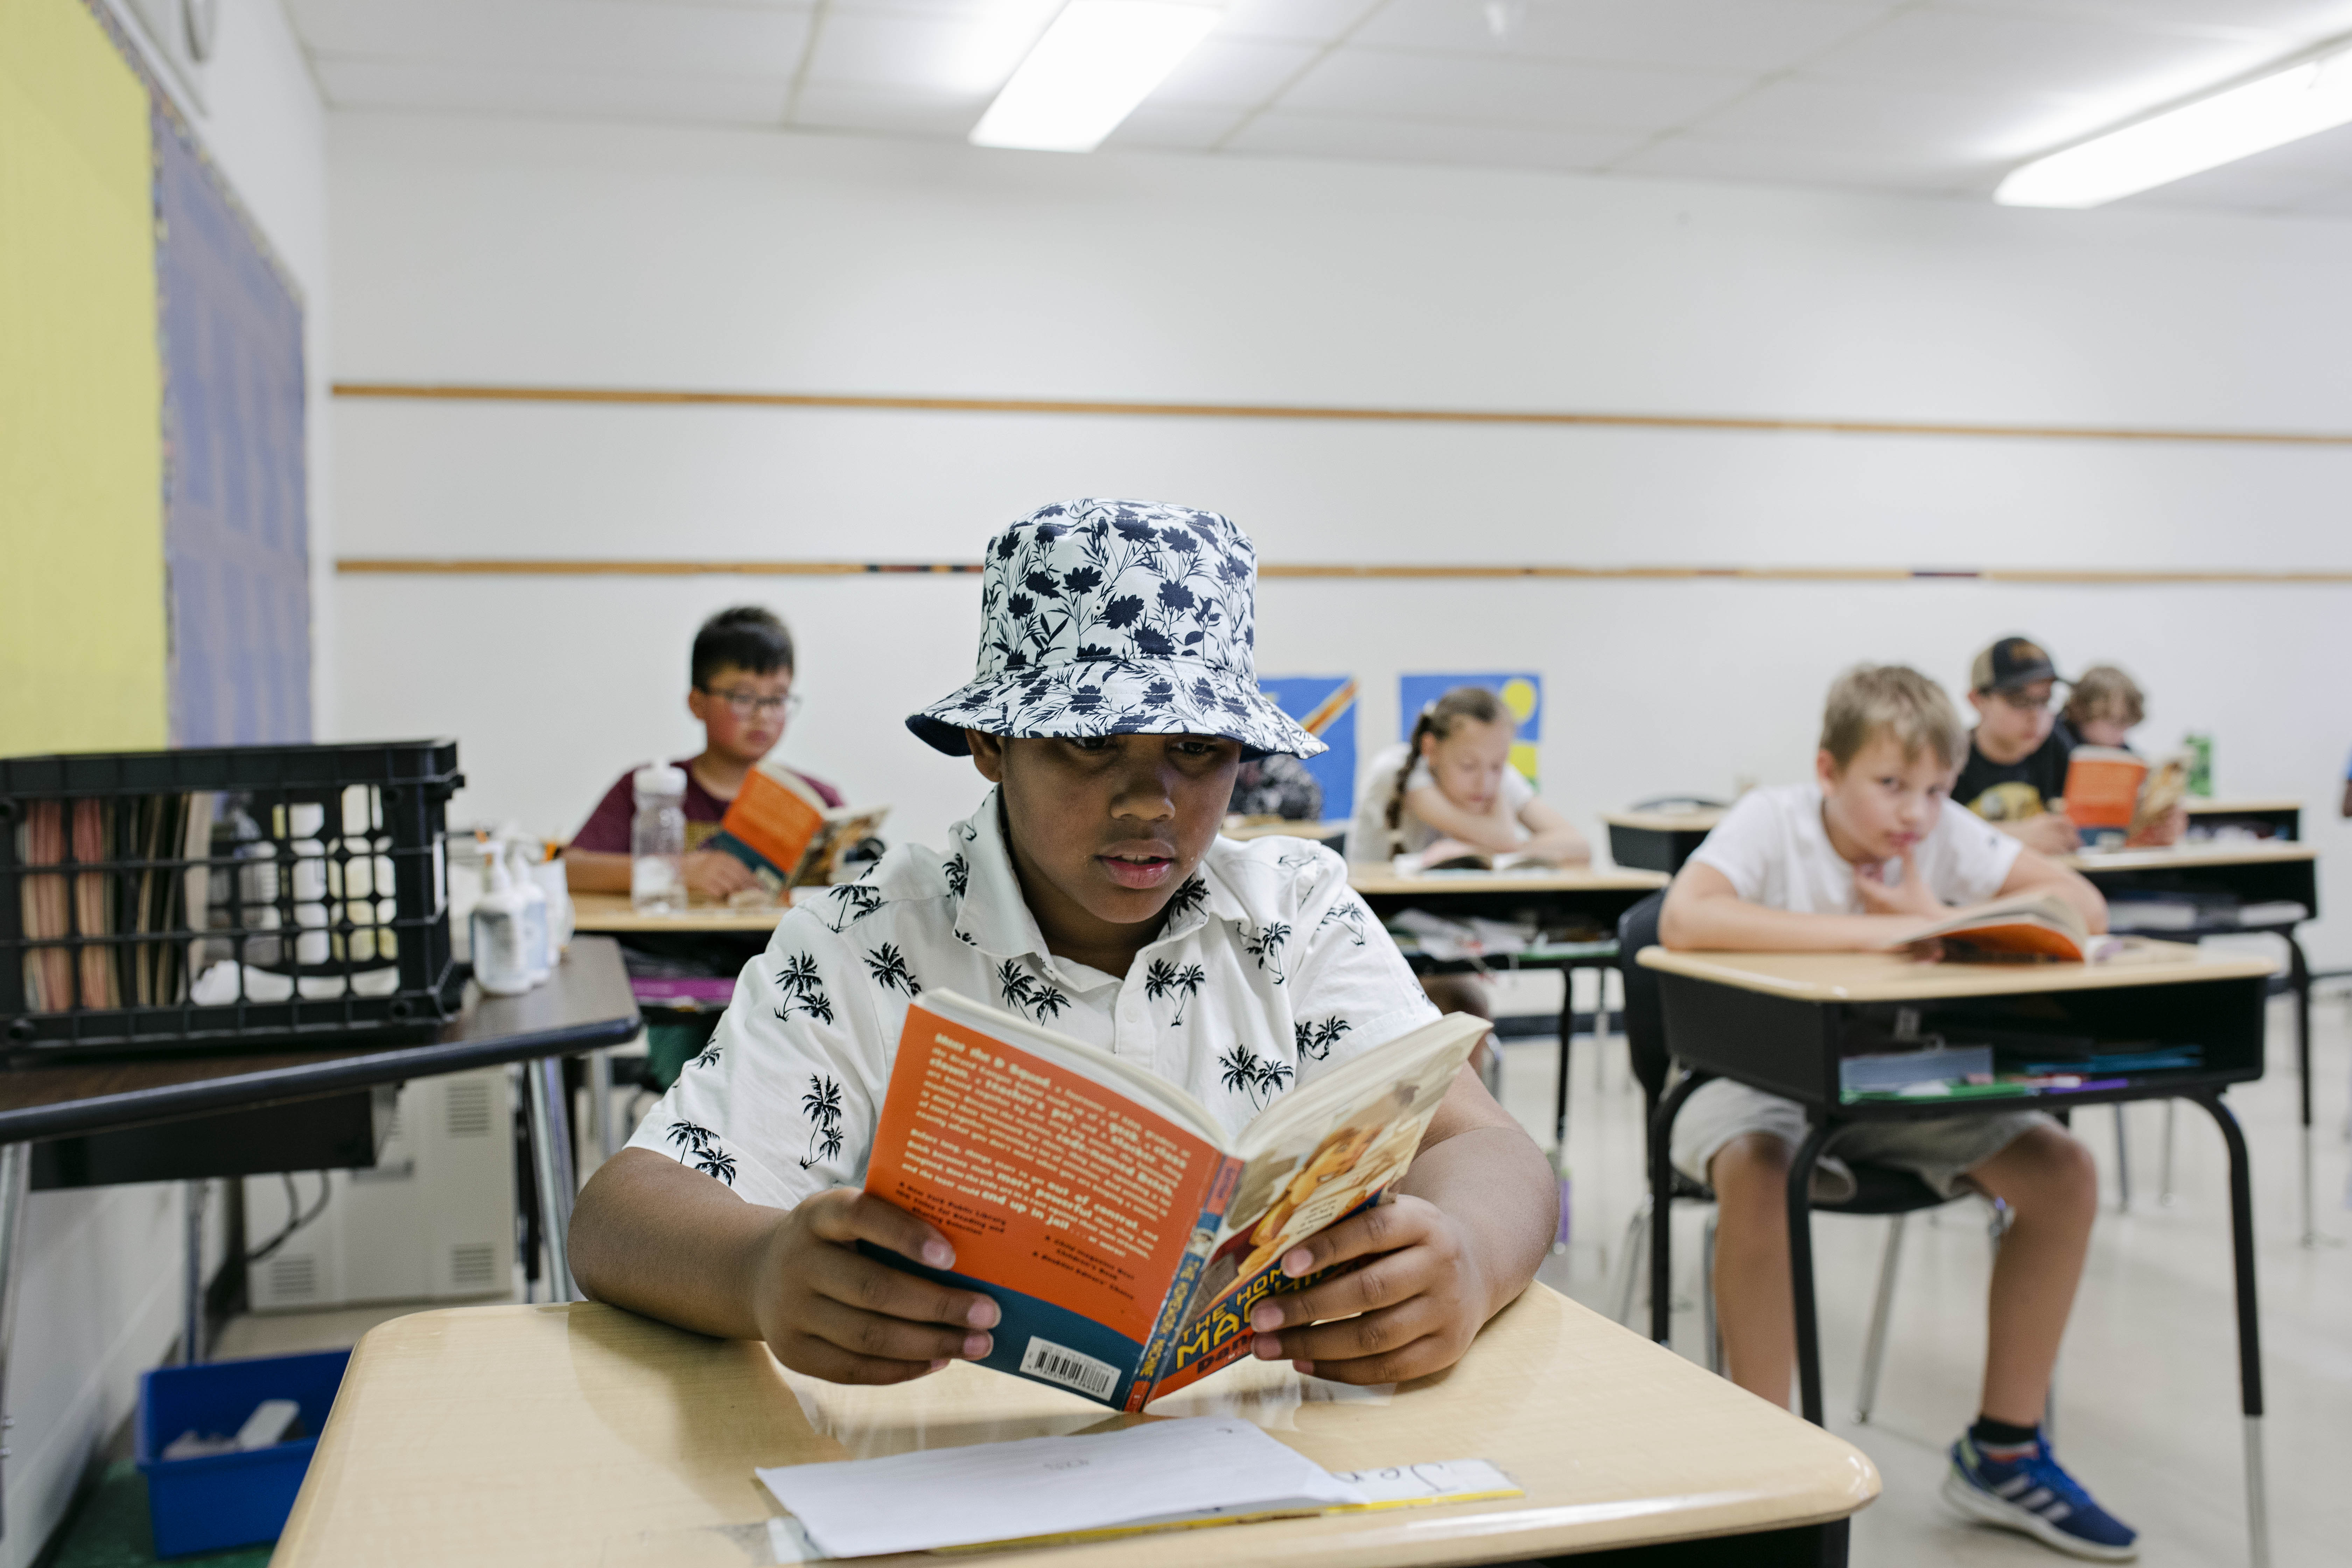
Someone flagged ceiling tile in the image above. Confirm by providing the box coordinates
[1609,129,1986,191]
[1218,0,1384,44]
[1799,6,2284,106]
[1227,109,1654,169]
[1102,103,1254,150]
[1280,44,1752,132]
[802,5,1060,97]
[1681,74,2044,161]
[313,55,792,124]
[1355,0,1898,75]
[788,82,989,136]
[290,0,812,78]
[1150,36,1323,107]
[1953,0,2352,41]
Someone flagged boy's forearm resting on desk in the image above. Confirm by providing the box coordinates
[1246,1067,1554,1384]
[1660,863,1926,951]
[572,1149,1001,1383]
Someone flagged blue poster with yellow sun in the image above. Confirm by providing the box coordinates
[1398,674,1542,786]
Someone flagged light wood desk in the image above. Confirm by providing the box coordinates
[2184,798,2303,840]
[1601,809,1726,876]
[1634,945,2275,1567]
[275,1286,1878,1568]
[571,890,789,936]
[1222,817,1349,844]
[1347,866,1668,901]
[2060,839,2323,1244]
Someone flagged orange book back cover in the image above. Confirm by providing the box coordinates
[2064,750,2147,832]
[864,1004,1224,1405]
[716,770,823,879]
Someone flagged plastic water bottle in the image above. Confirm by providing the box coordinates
[631,765,688,915]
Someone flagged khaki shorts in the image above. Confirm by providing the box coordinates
[1669,1077,2056,1202]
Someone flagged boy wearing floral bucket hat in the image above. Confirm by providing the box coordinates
[574,500,1556,1389]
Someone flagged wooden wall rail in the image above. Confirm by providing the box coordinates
[330,381,2352,449]
[334,559,2352,586]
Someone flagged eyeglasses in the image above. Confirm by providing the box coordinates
[701,687,802,720]
[1990,687,2057,713]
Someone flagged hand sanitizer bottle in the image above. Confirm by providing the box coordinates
[508,842,551,985]
[469,854,533,997]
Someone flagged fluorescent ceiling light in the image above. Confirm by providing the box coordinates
[1998,44,2352,208]
[971,1,1221,153]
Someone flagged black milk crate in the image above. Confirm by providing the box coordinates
[0,740,467,1059]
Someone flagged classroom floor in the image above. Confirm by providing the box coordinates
[44,985,2348,1568]
[1510,981,2352,1568]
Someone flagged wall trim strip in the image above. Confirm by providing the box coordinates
[333,559,2352,586]
[328,381,2352,449]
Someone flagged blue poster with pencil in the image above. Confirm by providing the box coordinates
[1256,676,1358,819]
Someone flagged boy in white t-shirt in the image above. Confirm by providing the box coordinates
[1661,665,2137,1563]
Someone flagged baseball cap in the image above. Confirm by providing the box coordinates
[1970,636,2063,694]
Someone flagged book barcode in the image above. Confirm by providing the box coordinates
[1017,1335,1119,1400]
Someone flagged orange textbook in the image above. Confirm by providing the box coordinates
[1889,890,2119,964]
[705,770,888,894]
[861,991,1483,1411]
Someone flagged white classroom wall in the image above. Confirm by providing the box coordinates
[327,113,2352,967]
[7,6,334,1563]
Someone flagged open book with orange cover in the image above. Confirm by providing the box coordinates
[1888,890,2122,964]
[705,769,888,895]
[861,992,1484,1411]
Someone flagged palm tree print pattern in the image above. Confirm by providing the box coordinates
[1244,921,1292,983]
[800,1076,846,1169]
[691,1037,723,1070]
[1144,959,1208,1025]
[1164,875,1210,922]
[1294,1015,1351,1062]
[773,953,835,1025]
[1317,897,1369,947]
[665,1121,737,1186]
[823,884,884,932]
[864,943,920,996]
[1217,1043,1293,1110]
[996,959,1071,1023]
[943,853,969,897]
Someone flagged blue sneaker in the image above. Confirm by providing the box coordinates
[1943,1433,2138,1561]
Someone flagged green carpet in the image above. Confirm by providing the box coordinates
[42,1462,273,1568]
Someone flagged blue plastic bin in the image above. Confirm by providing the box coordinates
[135,1348,349,1557]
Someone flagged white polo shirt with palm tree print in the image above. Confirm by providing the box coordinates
[624,788,1440,1209]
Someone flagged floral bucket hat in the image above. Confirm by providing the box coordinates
[906,499,1322,761]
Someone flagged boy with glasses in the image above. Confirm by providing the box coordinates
[567,606,840,903]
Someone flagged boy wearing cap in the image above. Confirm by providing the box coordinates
[571,501,1555,1391]
[1956,637,2180,854]
[1663,665,2135,1562]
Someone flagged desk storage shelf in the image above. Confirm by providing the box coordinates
[0,741,465,1059]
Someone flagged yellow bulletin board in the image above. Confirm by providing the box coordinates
[0,0,168,754]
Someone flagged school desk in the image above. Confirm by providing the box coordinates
[273,1285,1879,1568]
[1636,943,2279,1568]
[570,890,789,936]
[2062,839,2322,1242]
[1351,866,1669,1156]
[0,939,640,1546]
[2182,798,2302,841]
[1602,808,1726,876]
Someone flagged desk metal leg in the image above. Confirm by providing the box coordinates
[587,1048,617,1164]
[1648,1070,1709,1345]
[1786,1117,1833,1427]
[2193,1092,2269,1568]
[181,1180,206,1365]
[524,1056,580,1302]
[0,1142,30,1544]
[2286,934,2315,1246]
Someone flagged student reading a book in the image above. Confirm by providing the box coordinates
[1348,686,1588,868]
[2064,664,2189,848]
[1952,636,2082,856]
[1658,664,2133,1561]
[571,502,1555,1392]
[566,606,844,901]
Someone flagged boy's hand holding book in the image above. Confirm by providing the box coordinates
[747,1187,1002,1385]
[1243,1191,1488,1385]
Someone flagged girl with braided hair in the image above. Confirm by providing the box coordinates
[1348,685,1589,868]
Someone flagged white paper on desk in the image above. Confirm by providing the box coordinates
[752,1416,1366,1558]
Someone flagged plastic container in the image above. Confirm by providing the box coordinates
[507,843,551,984]
[468,853,533,996]
[136,1348,349,1558]
[0,740,464,1058]
[630,764,687,916]
[532,846,574,958]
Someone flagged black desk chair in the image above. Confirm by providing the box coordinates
[1612,890,1992,1419]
